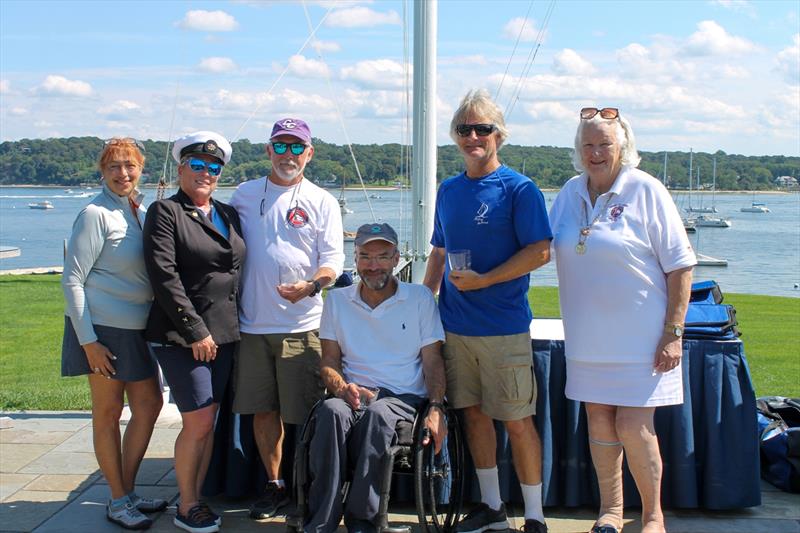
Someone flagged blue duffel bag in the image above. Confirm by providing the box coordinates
[756,396,800,493]
[684,302,740,340]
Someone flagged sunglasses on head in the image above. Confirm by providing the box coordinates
[183,158,223,177]
[104,137,145,153]
[580,107,619,120]
[272,142,308,155]
[455,123,496,137]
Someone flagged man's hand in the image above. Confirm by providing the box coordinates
[654,333,682,373]
[191,335,217,362]
[422,405,447,454]
[83,341,116,378]
[448,269,487,292]
[337,383,377,410]
[276,280,314,303]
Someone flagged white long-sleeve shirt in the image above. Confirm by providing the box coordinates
[230,176,344,333]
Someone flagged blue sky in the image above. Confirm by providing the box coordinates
[1,0,798,156]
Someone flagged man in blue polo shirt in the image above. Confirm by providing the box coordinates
[423,89,552,533]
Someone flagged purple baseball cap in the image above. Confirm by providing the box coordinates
[270,118,312,144]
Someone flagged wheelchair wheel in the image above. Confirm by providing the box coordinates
[413,407,464,533]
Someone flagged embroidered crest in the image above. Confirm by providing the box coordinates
[204,140,218,153]
[281,119,298,130]
[474,202,489,225]
[609,204,626,221]
[286,206,309,227]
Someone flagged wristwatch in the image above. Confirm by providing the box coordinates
[664,323,684,338]
[308,279,322,297]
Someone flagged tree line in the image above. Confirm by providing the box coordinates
[1,136,797,191]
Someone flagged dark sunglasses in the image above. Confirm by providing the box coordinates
[455,123,496,137]
[183,158,223,177]
[580,107,619,120]
[103,137,145,153]
[272,142,308,155]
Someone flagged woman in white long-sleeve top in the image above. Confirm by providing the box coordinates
[61,138,165,531]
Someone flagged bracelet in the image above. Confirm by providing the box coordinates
[428,401,445,412]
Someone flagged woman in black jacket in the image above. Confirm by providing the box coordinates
[143,131,245,533]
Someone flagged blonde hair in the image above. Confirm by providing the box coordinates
[449,89,509,148]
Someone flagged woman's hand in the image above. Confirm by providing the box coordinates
[654,333,682,373]
[191,335,217,362]
[83,341,116,378]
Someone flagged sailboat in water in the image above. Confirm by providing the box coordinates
[686,156,731,227]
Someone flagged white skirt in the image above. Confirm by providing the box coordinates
[565,359,683,407]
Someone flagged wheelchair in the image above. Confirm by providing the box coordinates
[286,398,464,533]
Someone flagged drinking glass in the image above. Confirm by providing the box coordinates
[448,249,472,271]
[278,264,303,288]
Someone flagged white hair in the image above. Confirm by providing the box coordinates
[571,114,641,172]
[449,89,510,148]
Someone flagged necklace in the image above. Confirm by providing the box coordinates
[576,193,613,255]
[260,176,303,223]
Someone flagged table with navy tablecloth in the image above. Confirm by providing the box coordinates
[202,337,761,510]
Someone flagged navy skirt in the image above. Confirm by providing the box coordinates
[61,316,158,382]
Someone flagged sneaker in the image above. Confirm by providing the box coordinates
[455,503,509,533]
[174,504,220,533]
[198,501,222,527]
[106,500,153,530]
[130,493,168,513]
[522,518,548,533]
[249,484,289,519]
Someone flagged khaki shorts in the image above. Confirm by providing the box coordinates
[232,331,325,424]
[443,331,536,421]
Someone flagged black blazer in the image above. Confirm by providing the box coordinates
[143,189,246,346]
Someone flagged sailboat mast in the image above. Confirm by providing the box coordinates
[411,0,437,283]
[688,148,693,209]
[663,152,668,186]
[712,156,717,209]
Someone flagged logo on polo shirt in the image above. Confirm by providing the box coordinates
[474,202,489,225]
[609,204,626,222]
[286,206,309,227]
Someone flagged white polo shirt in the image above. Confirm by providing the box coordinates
[230,176,344,334]
[319,281,445,397]
[549,166,697,364]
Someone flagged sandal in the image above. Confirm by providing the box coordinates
[590,525,621,533]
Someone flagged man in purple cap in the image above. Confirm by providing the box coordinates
[229,118,344,519]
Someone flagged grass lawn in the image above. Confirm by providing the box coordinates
[0,275,798,410]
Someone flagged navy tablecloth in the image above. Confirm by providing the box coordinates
[203,338,761,510]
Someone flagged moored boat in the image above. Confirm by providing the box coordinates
[27,201,54,210]
[741,202,770,213]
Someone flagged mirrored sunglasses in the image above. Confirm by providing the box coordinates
[272,142,308,155]
[184,158,223,176]
[580,107,619,120]
[103,137,145,153]
[455,123,496,137]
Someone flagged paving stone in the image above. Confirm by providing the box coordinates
[0,473,38,502]
[666,517,800,532]
[155,468,176,487]
[0,443,55,473]
[18,451,98,476]
[140,428,180,458]
[50,426,94,453]
[0,489,73,532]
[23,473,99,493]
[0,430,72,446]
[95,457,174,487]
[1,414,91,434]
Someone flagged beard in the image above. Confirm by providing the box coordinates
[273,163,302,183]
[360,271,391,291]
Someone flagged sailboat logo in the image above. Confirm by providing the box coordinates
[474,202,489,225]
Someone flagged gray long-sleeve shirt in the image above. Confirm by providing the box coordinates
[62,184,153,345]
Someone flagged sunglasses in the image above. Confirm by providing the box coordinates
[580,107,620,120]
[183,158,223,177]
[455,123,496,137]
[104,137,145,153]
[272,142,308,155]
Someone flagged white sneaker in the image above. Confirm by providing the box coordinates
[130,493,168,513]
[106,500,153,530]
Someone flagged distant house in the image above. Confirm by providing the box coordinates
[775,176,798,188]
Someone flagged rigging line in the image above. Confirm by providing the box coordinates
[157,77,181,201]
[494,0,535,102]
[229,3,335,142]
[505,0,556,119]
[400,0,412,247]
[300,0,377,223]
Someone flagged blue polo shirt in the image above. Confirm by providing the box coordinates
[431,165,552,336]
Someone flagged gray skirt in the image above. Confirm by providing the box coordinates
[61,316,158,382]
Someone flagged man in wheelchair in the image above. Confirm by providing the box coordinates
[305,222,447,533]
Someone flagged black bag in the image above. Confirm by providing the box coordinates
[756,396,800,492]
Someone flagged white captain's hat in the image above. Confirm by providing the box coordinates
[172,131,233,165]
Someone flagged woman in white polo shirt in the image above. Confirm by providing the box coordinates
[549,108,696,533]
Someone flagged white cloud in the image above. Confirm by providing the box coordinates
[177,10,238,32]
[521,101,574,123]
[341,59,407,89]
[0,80,9,94]
[775,34,800,84]
[551,49,595,76]
[502,17,541,43]
[440,55,489,66]
[9,107,28,116]
[287,55,330,78]
[711,0,756,17]
[325,7,401,28]
[199,57,238,73]
[343,88,404,118]
[312,40,341,54]
[35,75,92,97]
[714,64,750,79]
[683,20,756,56]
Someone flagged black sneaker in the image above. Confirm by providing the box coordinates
[455,503,509,533]
[249,484,290,519]
[174,504,220,533]
[522,518,548,533]
[197,501,222,527]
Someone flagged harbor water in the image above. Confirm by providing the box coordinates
[1,186,798,298]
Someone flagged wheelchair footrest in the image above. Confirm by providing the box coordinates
[380,526,412,533]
